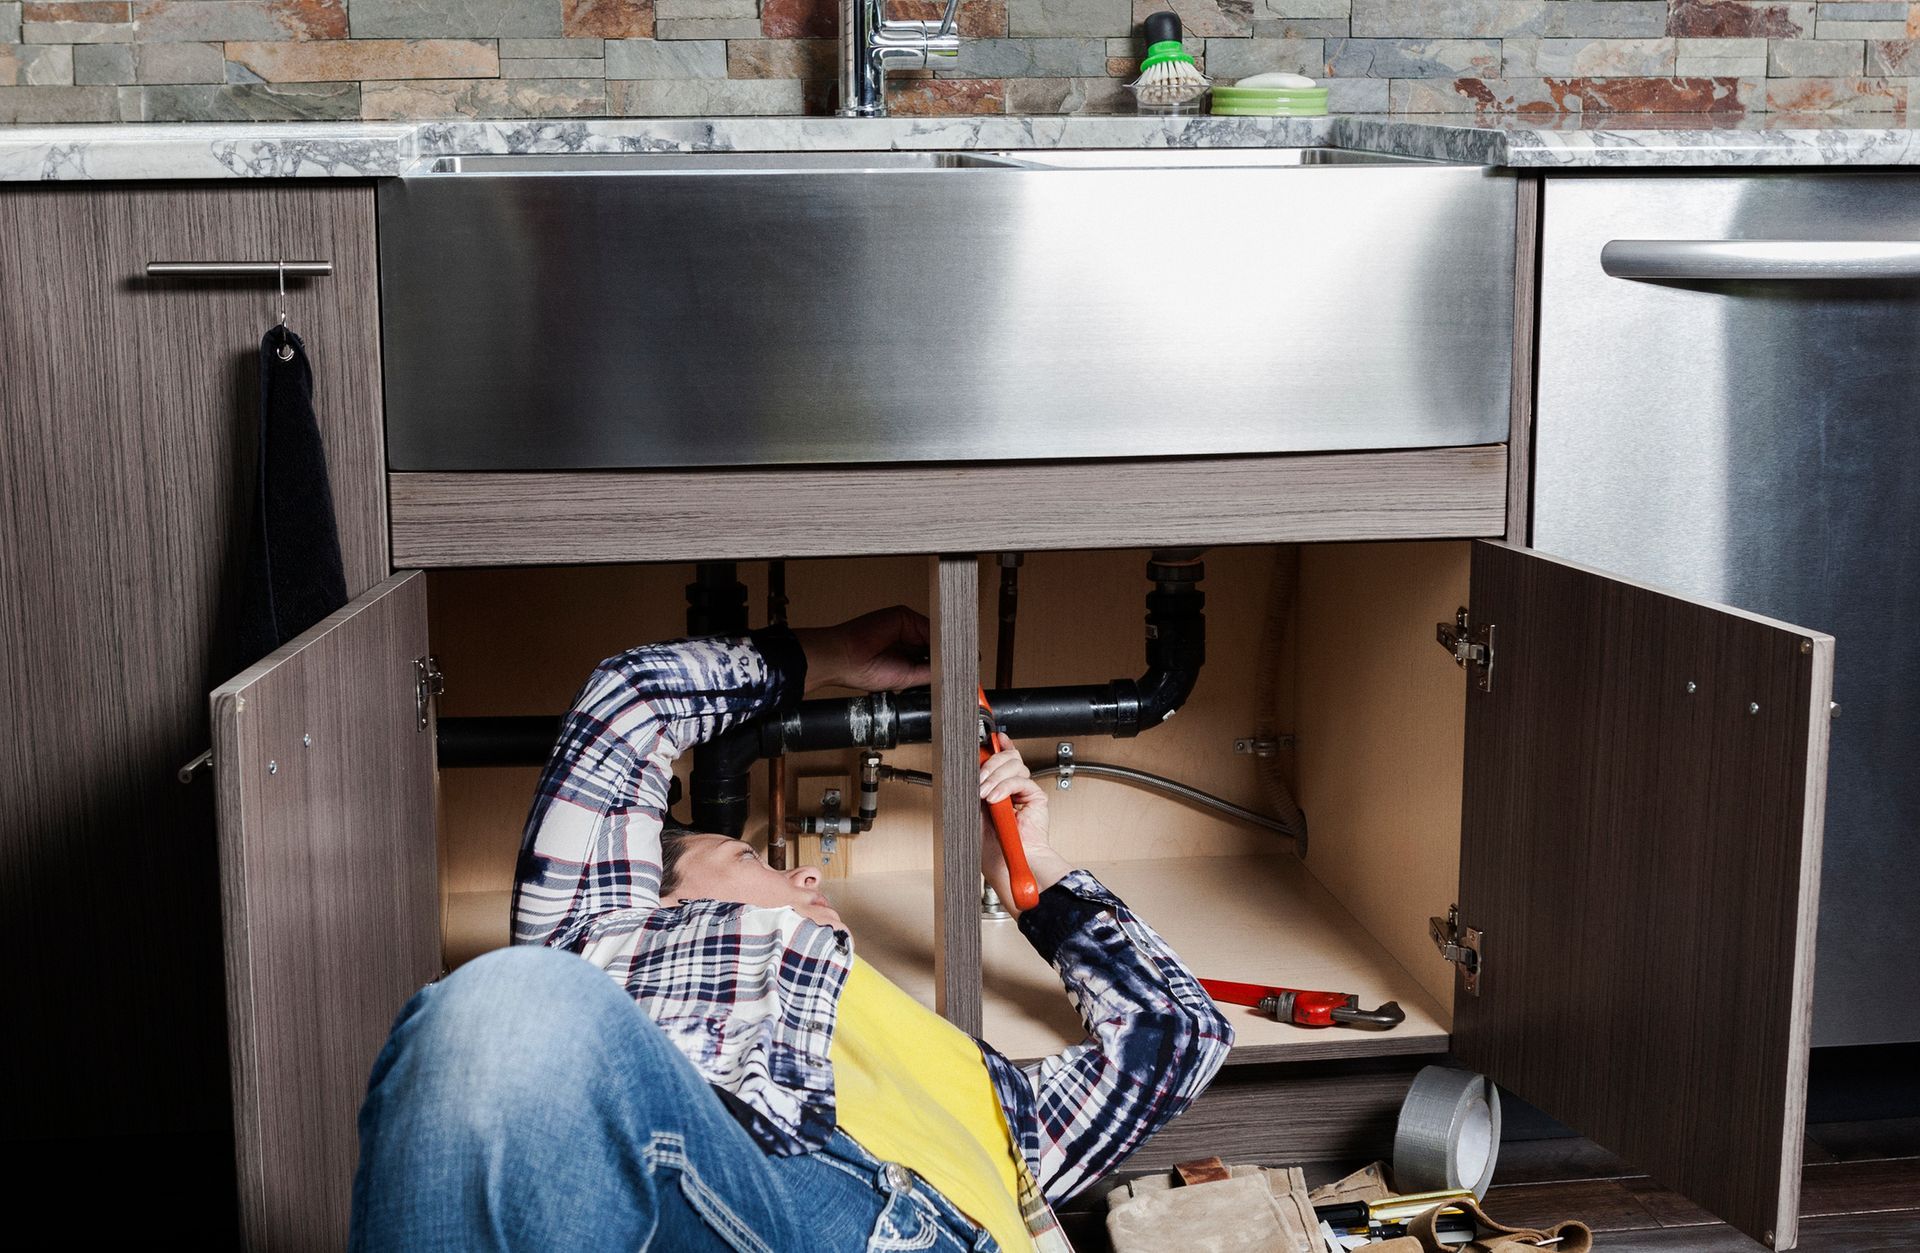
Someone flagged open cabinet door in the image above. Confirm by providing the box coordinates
[211,571,441,1248]
[1454,541,1831,1251]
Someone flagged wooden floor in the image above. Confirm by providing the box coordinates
[1062,1118,1920,1252]
[1469,1122,1920,1252]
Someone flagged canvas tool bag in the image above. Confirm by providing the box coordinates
[1105,1161,1320,1253]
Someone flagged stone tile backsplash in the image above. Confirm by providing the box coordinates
[1,0,1915,121]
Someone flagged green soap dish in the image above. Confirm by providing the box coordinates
[1211,86,1328,102]
[1208,102,1330,116]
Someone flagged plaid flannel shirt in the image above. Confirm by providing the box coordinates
[511,629,1235,1242]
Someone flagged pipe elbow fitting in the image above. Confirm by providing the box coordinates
[1133,662,1201,728]
[1135,559,1206,729]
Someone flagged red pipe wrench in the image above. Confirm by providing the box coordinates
[978,687,1039,912]
[1200,978,1405,1029]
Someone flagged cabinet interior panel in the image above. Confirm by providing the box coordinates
[833,855,1451,1065]
[446,889,513,969]
[1297,541,1470,1016]
[432,547,1294,908]
[430,543,1460,1065]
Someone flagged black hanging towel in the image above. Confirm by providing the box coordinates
[236,326,349,667]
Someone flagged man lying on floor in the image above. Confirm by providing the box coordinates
[348,606,1233,1252]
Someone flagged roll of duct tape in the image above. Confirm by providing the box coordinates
[1392,1065,1503,1200]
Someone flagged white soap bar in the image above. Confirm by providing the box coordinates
[1234,72,1317,88]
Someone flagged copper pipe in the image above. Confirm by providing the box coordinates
[768,758,788,870]
[766,560,790,870]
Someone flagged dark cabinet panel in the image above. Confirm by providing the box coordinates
[0,182,385,1230]
[212,572,439,1248]
[1457,541,1831,1250]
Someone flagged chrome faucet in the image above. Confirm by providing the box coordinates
[838,0,962,117]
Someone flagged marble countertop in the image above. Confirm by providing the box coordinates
[0,112,1914,180]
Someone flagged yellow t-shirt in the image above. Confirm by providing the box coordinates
[830,956,1037,1253]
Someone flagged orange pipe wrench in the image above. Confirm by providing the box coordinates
[1199,978,1405,1029]
[977,687,1039,911]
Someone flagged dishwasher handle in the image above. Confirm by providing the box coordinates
[1601,239,1920,282]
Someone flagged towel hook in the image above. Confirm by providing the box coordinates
[274,261,294,361]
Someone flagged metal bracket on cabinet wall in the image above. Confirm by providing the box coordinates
[1436,608,1495,692]
[415,656,444,731]
[1431,904,1483,996]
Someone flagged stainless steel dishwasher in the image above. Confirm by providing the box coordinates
[1533,173,1920,1047]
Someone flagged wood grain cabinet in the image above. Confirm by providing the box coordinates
[156,177,1823,1252]
[224,543,1831,1252]
[0,181,386,1242]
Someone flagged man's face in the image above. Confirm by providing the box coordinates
[661,834,844,930]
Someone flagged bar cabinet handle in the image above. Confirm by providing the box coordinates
[1601,240,1920,282]
[145,261,333,277]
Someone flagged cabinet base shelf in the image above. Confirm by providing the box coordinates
[446,853,1453,1066]
[833,854,1452,1066]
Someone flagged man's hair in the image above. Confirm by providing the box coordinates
[659,822,695,898]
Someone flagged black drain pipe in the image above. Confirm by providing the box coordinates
[686,562,755,836]
[763,548,1201,744]
[766,559,791,870]
[686,561,748,636]
[437,551,1209,840]
[437,716,568,769]
[695,550,1204,835]
[996,552,1023,690]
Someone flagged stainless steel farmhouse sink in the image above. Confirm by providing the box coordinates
[379,148,1513,471]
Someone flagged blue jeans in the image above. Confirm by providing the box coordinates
[350,945,1001,1253]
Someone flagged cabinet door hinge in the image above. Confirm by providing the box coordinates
[414,655,444,731]
[1430,904,1483,996]
[1435,608,1495,692]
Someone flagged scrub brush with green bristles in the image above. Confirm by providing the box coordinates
[1131,11,1209,106]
